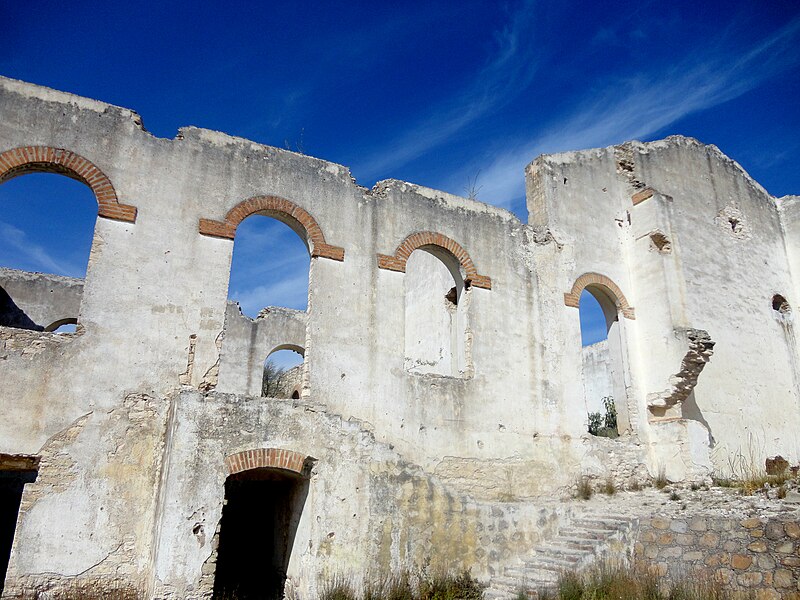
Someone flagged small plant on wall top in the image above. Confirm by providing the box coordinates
[588,397,618,438]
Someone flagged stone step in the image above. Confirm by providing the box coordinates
[504,566,561,582]
[556,536,597,550]
[557,527,607,540]
[535,543,593,559]
[570,518,623,531]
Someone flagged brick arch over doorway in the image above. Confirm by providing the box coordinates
[198,195,345,261]
[223,448,313,477]
[0,146,137,223]
[563,272,636,320]
[377,231,492,289]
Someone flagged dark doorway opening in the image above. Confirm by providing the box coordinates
[212,468,309,600]
[1,469,37,594]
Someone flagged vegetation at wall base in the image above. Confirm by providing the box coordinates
[320,569,484,600]
[534,561,744,600]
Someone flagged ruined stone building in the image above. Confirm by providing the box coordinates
[1,76,799,598]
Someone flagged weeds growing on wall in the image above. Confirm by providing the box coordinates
[587,397,618,438]
[320,569,484,600]
[535,561,742,600]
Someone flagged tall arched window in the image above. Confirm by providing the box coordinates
[579,285,630,435]
[566,273,635,435]
[262,346,304,398]
[404,248,469,377]
[228,216,310,317]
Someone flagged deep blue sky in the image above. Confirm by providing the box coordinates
[2,0,799,349]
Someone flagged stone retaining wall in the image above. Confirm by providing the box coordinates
[635,515,800,598]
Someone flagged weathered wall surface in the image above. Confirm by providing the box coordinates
[0,76,797,596]
[635,515,800,598]
[582,340,613,415]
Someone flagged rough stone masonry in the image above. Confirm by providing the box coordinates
[1,76,799,598]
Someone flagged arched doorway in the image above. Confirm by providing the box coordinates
[213,450,311,600]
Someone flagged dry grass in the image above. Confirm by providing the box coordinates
[575,477,593,500]
[14,582,142,600]
[599,478,616,496]
[320,570,484,600]
[536,561,744,600]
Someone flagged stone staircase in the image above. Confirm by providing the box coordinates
[484,512,639,599]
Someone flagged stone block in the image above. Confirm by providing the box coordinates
[699,532,720,548]
[741,517,763,529]
[786,522,800,539]
[657,532,675,545]
[748,540,768,553]
[670,520,688,533]
[775,569,793,588]
[777,541,795,553]
[731,554,753,570]
[652,518,671,530]
[688,517,708,532]
[737,571,763,587]
[766,521,785,540]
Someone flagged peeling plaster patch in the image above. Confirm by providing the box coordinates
[714,205,752,240]
[648,230,672,254]
[179,334,197,386]
[647,329,715,418]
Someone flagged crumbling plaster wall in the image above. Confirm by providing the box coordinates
[528,136,800,476]
[0,76,797,595]
[151,390,580,599]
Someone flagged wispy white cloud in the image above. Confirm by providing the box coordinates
[0,221,81,276]
[355,0,540,180]
[455,16,800,210]
[231,273,309,316]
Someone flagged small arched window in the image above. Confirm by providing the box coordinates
[262,346,304,398]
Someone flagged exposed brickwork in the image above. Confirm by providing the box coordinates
[635,515,800,598]
[564,272,635,319]
[224,447,309,476]
[632,188,655,205]
[0,146,137,223]
[377,231,492,290]
[198,195,345,261]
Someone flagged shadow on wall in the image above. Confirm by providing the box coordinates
[0,286,41,331]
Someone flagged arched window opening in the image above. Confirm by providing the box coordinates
[45,318,78,333]
[212,466,309,600]
[579,287,630,436]
[262,347,304,399]
[404,248,469,377]
[228,216,311,318]
[0,173,95,331]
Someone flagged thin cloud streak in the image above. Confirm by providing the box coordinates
[0,222,81,277]
[465,17,800,210]
[356,0,540,180]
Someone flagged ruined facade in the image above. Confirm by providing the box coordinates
[1,76,799,598]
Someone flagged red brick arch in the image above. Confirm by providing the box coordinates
[0,146,137,223]
[564,272,635,319]
[377,231,492,290]
[198,195,344,261]
[224,448,312,476]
